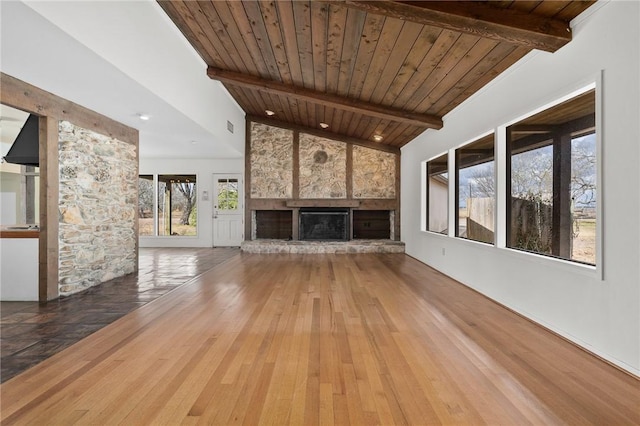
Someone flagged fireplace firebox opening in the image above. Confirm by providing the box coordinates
[299,208,349,241]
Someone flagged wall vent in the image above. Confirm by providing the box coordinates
[227,120,234,133]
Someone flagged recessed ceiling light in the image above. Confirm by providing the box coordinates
[319,122,329,129]
[190,140,198,145]
[373,134,383,142]
[265,110,275,116]
[137,113,150,121]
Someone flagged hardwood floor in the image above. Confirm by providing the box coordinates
[1,253,638,425]
[0,248,239,383]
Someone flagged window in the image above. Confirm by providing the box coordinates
[455,134,495,244]
[426,153,448,234]
[159,175,197,236]
[138,175,154,236]
[507,89,596,265]
[138,174,197,236]
[0,165,39,225]
[216,178,239,210]
[0,104,39,225]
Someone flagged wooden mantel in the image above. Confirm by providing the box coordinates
[285,200,360,208]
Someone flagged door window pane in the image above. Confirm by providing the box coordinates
[217,178,239,211]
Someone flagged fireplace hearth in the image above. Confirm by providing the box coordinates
[299,208,349,241]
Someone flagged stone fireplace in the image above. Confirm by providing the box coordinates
[245,121,401,249]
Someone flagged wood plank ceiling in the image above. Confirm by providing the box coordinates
[158,1,596,148]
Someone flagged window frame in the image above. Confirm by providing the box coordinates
[505,88,597,266]
[419,75,602,279]
[138,173,199,238]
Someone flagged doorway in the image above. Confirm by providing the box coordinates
[212,174,243,246]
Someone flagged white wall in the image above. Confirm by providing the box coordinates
[401,1,639,376]
[139,158,244,248]
[22,0,246,158]
[2,1,244,160]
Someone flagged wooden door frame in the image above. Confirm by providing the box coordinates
[1,73,139,301]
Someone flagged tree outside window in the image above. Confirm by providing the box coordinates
[138,175,154,236]
[507,89,596,265]
[138,174,197,236]
[217,178,239,210]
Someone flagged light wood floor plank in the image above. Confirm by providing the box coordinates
[1,253,638,425]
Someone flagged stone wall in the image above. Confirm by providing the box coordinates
[250,123,293,198]
[352,145,396,199]
[246,121,400,240]
[299,134,347,199]
[58,121,137,295]
[248,122,398,201]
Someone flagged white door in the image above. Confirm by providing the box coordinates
[213,174,243,247]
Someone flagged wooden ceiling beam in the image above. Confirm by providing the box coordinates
[207,67,443,129]
[339,1,572,52]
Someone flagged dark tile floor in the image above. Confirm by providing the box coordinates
[0,247,239,383]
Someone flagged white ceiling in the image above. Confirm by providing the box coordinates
[0,1,246,159]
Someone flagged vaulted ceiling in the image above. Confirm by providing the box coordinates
[158,0,595,148]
